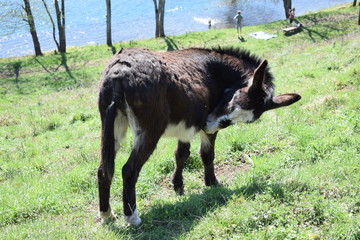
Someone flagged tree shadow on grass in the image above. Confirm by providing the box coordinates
[298,14,348,42]
[1,54,79,95]
[108,44,117,55]
[165,37,179,51]
[301,26,329,42]
[60,52,76,83]
[33,52,76,83]
[105,178,304,240]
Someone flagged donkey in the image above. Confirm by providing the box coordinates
[97,47,301,226]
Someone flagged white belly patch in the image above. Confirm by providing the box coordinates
[162,121,198,142]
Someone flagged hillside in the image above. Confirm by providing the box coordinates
[0,4,359,239]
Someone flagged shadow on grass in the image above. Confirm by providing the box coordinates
[301,26,329,42]
[13,61,22,93]
[106,186,233,239]
[34,52,76,83]
[0,52,80,95]
[165,37,179,51]
[105,179,306,239]
[109,44,117,54]
[284,27,303,37]
[60,52,76,83]
[238,36,246,42]
[298,15,342,42]
[0,61,25,94]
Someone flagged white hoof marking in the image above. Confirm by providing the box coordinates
[99,208,116,224]
[124,209,141,226]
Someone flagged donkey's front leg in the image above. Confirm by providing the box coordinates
[172,141,190,195]
[200,131,219,186]
[122,133,159,226]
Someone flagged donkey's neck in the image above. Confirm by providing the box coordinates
[207,57,250,90]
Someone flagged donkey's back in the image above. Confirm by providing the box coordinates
[99,48,218,140]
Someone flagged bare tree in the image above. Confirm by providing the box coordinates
[22,0,43,56]
[283,0,292,19]
[106,0,112,46]
[352,0,359,25]
[41,0,66,53]
[41,0,59,51]
[54,0,66,53]
[153,0,166,37]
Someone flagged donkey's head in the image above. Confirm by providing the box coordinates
[204,60,301,134]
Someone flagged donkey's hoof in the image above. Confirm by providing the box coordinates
[206,178,221,187]
[99,208,117,224]
[124,209,141,226]
[214,179,223,187]
[174,185,184,195]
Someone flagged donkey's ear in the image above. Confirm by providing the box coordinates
[250,60,268,91]
[268,93,301,110]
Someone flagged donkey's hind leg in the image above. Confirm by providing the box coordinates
[200,131,219,186]
[122,132,161,226]
[172,141,190,195]
[98,109,128,223]
[98,168,116,223]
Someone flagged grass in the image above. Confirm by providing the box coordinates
[0,3,359,239]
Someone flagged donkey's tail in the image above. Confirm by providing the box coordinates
[101,79,126,181]
[101,100,117,181]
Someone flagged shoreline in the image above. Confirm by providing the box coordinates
[0,3,353,60]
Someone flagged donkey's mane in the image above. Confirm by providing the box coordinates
[211,46,263,68]
[207,46,275,89]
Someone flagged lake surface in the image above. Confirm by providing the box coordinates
[0,0,350,58]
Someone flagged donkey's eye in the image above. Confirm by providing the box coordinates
[240,104,252,110]
[228,105,236,112]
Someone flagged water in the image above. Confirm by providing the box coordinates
[0,0,350,58]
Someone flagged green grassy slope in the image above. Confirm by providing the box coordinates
[0,4,359,240]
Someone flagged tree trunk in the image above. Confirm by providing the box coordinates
[153,0,166,38]
[358,4,360,25]
[352,0,357,7]
[61,0,65,51]
[158,0,165,37]
[23,0,43,56]
[42,0,60,50]
[106,0,112,46]
[54,0,66,53]
[153,0,159,37]
[283,0,292,19]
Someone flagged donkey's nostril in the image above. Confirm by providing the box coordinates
[219,118,232,128]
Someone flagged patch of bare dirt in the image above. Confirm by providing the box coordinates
[216,155,253,185]
[158,154,253,191]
